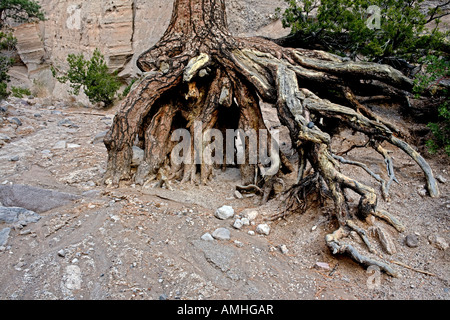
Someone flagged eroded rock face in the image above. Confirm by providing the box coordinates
[9,0,289,99]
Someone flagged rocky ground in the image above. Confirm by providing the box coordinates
[0,96,448,300]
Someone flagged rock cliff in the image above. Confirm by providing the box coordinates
[9,0,289,100]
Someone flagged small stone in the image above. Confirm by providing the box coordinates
[0,228,11,246]
[241,217,250,226]
[241,209,258,221]
[233,219,243,230]
[429,235,449,251]
[247,230,255,236]
[256,224,270,236]
[9,117,22,126]
[9,155,20,162]
[234,190,243,199]
[436,175,447,184]
[53,140,67,149]
[67,143,81,149]
[212,228,231,240]
[214,205,234,220]
[234,240,244,248]
[159,294,168,300]
[417,188,427,197]
[405,234,419,248]
[201,233,214,241]
[57,249,66,257]
[279,244,289,254]
[314,262,331,270]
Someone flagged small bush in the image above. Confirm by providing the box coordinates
[413,55,450,156]
[277,0,449,62]
[52,48,121,107]
[10,86,31,98]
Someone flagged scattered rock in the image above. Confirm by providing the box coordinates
[417,188,427,197]
[67,143,81,149]
[0,228,11,246]
[0,134,11,143]
[201,233,214,241]
[53,140,67,149]
[9,117,22,126]
[9,155,20,162]
[256,223,270,236]
[241,217,250,226]
[428,235,449,251]
[58,119,77,128]
[405,234,420,248]
[248,230,255,236]
[0,184,80,213]
[279,244,289,255]
[232,219,243,230]
[436,175,447,184]
[233,240,244,248]
[214,205,234,220]
[212,228,231,240]
[241,209,258,221]
[234,190,243,199]
[314,262,331,270]
[57,249,66,257]
[373,225,397,255]
[0,206,41,225]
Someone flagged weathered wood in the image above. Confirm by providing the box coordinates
[104,0,440,276]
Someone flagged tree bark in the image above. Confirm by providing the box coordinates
[104,0,440,275]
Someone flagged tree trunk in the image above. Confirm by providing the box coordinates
[104,0,440,276]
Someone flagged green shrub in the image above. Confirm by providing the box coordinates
[413,55,450,156]
[277,0,449,62]
[52,48,121,107]
[10,86,31,98]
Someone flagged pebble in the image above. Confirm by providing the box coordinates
[234,190,243,199]
[9,155,20,162]
[256,224,270,236]
[241,209,258,221]
[233,219,243,229]
[214,205,234,220]
[314,262,331,270]
[57,249,66,257]
[405,234,419,248]
[212,228,231,240]
[436,175,447,184]
[0,228,11,246]
[279,244,289,254]
[53,140,67,149]
[428,235,449,251]
[201,233,214,241]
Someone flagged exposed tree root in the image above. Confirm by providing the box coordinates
[104,0,440,276]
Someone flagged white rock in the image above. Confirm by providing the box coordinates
[53,140,67,149]
[256,223,271,236]
[279,244,289,254]
[241,217,250,226]
[212,228,231,240]
[241,209,259,221]
[201,233,214,241]
[214,205,234,220]
[233,219,243,229]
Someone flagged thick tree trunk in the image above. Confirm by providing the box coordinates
[104,0,440,276]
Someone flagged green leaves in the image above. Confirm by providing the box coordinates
[278,0,449,62]
[0,0,45,28]
[52,49,121,107]
[413,55,450,156]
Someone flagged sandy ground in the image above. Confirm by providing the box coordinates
[0,96,448,300]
